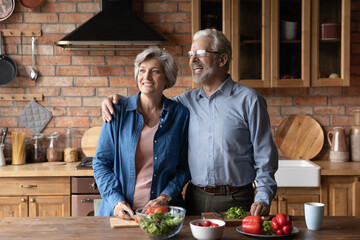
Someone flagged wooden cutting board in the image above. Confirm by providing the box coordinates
[201,212,248,226]
[275,114,324,160]
[81,126,102,157]
[110,218,139,228]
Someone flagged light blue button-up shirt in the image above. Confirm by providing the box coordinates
[172,76,278,206]
[93,92,190,216]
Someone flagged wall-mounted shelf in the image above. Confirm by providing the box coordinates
[0,94,43,101]
[0,29,42,37]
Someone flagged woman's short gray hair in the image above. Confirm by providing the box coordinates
[193,29,232,71]
[134,46,178,89]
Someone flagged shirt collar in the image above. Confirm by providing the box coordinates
[126,92,171,113]
[196,75,233,100]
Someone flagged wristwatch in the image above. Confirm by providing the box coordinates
[160,194,172,203]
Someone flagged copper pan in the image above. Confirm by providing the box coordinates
[19,0,45,9]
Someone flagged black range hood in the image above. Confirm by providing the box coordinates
[54,0,169,50]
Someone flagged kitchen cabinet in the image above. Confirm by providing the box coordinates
[0,177,70,217]
[320,176,360,216]
[191,0,350,88]
[269,187,320,216]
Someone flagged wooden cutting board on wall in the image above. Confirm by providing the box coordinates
[81,126,102,157]
[275,114,324,160]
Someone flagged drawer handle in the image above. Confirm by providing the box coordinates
[21,198,26,202]
[21,184,38,188]
[81,198,94,203]
[30,198,35,202]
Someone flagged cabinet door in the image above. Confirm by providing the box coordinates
[231,0,271,87]
[311,0,350,86]
[28,196,70,217]
[271,0,311,87]
[0,196,28,217]
[321,176,358,216]
[278,194,319,216]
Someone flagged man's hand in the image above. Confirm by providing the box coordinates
[102,94,120,122]
[143,195,170,208]
[113,201,134,220]
[250,201,270,216]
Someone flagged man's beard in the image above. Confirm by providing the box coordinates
[192,62,215,84]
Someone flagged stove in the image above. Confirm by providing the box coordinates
[76,157,93,170]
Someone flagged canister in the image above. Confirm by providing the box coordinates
[321,23,340,40]
[12,132,26,165]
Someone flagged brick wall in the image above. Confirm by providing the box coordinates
[0,0,359,160]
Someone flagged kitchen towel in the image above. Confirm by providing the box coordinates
[18,99,52,133]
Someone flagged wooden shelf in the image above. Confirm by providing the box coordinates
[0,94,43,101]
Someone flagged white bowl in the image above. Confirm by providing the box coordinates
[190,219,225,240]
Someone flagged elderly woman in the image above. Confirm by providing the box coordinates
[93,46,190,219]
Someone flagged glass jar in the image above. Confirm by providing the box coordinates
[28,133,46,163]
[64,127,78,162]
[46,132,62,162]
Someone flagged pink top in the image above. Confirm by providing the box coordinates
[132,123,158,209]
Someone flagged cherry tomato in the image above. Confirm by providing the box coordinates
[195,222,203,226]
[210,223,219,227]
[204,221,212,227]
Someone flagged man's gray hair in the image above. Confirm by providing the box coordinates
[194,29,232,71]
[134,46,178,89]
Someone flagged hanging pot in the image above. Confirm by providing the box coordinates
[18,0,45,9]
[0,0,15,21]
[0,31,17,85]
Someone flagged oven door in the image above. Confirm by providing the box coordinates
[71,194,101,216]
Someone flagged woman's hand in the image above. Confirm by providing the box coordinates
[250,201,270,216]
[113,201,134,220]
[102,94,120,122]
[144,195,170,208]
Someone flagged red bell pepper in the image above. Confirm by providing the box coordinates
[242,215,264,235]
[270,213,293,235]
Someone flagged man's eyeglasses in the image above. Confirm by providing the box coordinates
[188,49,222,58]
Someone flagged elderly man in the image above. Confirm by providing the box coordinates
[102,29,278,216]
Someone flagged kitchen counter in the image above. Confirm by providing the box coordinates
[0,161,358,178]
[0,162,93,177]
[0,216,358,239]
[313,160,360,176]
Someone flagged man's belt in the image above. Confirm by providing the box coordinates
[195,183,253,195]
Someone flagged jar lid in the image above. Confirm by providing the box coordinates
[47,132,60,139]
[31,133,44,140]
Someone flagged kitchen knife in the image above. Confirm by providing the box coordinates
[212,208,225,220]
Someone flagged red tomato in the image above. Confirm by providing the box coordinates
[204,221,212,227]
[195,222,203,226]
[146,208,155,214]
[276,213,290,226]
[282,224,293,235]
[210,223,219,227]
[154,207,169,214]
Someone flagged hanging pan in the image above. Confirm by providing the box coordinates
[18,0,45,9]
[0,31,17,85]
[0,0,15,21]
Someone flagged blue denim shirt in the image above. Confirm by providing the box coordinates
[93,92,190,216]
[172,76,278,206]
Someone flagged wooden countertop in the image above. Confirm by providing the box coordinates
[0,162,93,177]
[0,160,358,178]
[0,216,358,239]
[313,160,360,176]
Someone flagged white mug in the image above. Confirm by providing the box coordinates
[304,202,324,230]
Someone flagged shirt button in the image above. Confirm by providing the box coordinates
[151,191,154,194]
[210,117,214,120]
[160,118,163,121]
[154,157,158,160]
[154,174,156,177]
[209,136,212,139]
[160,125,163,128]
[154,140,157,143]
[209,154,212,157]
